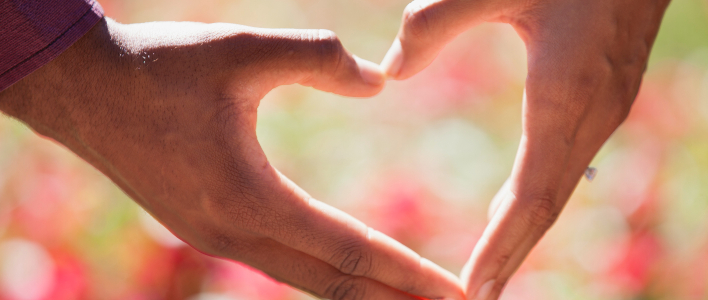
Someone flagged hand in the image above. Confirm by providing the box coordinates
[382,0,671,299]
[0,18,465,300]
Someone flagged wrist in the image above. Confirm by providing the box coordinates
[0,18,128,144]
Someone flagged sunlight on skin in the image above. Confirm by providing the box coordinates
[0,0,706,299]
[0,17,463,300]
[384,0,672,299]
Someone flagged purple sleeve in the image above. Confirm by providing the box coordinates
[0,0,104,92]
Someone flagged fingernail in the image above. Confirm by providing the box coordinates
[353,55,385,86]
[380,38,403,79]
[474,280,495,300]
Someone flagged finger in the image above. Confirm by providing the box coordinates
[460,41,635,298]
[271,170,464,300]
[123,23,385,98]
[233,235,424,300]
[459,34,605,295]
[465,162,589,299]
[460,131,575,299]
[381,0,505,80]
[248,28,386,97]
[464,107,617,299]
[457,0,669,298]
[224,166,465,300]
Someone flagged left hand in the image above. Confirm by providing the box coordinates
[382,0,672,299]
[0,18,465,300]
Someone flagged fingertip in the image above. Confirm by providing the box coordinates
[419,258,466,300]
[353,55,386,86]
[381,38,404,80]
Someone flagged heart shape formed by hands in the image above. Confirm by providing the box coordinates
[0,0,671,300]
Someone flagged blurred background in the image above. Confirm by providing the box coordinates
[1,0,708,299]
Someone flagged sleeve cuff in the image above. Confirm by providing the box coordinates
[0,0,105,92]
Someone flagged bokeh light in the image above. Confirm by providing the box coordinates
[0,239,56,300]
[1,0,707,299]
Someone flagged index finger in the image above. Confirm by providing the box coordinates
[221,165,466,300]
[459,35,615,298]
[460,132,591,300]
[459,0,671,296]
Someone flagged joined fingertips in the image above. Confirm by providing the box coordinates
[354,55,386,86]
[381,38,403,79]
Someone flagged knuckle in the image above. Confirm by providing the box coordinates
[490,279,508,298]
[313,28,340,44]
[402,1,432,39]
[325,276,367,300]
[330,239,373,276]
[493,254,512,270]
[522,194,560,228]
[307,29,345,72]
[224,32,272,67]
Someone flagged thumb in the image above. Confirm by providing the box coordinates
[254,28,386,97]
[381,0,503,80]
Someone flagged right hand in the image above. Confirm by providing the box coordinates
[0,18,465,300]
[381,0,671,299]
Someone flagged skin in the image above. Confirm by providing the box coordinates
[0,18,466,300]
[381,0,672,299]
